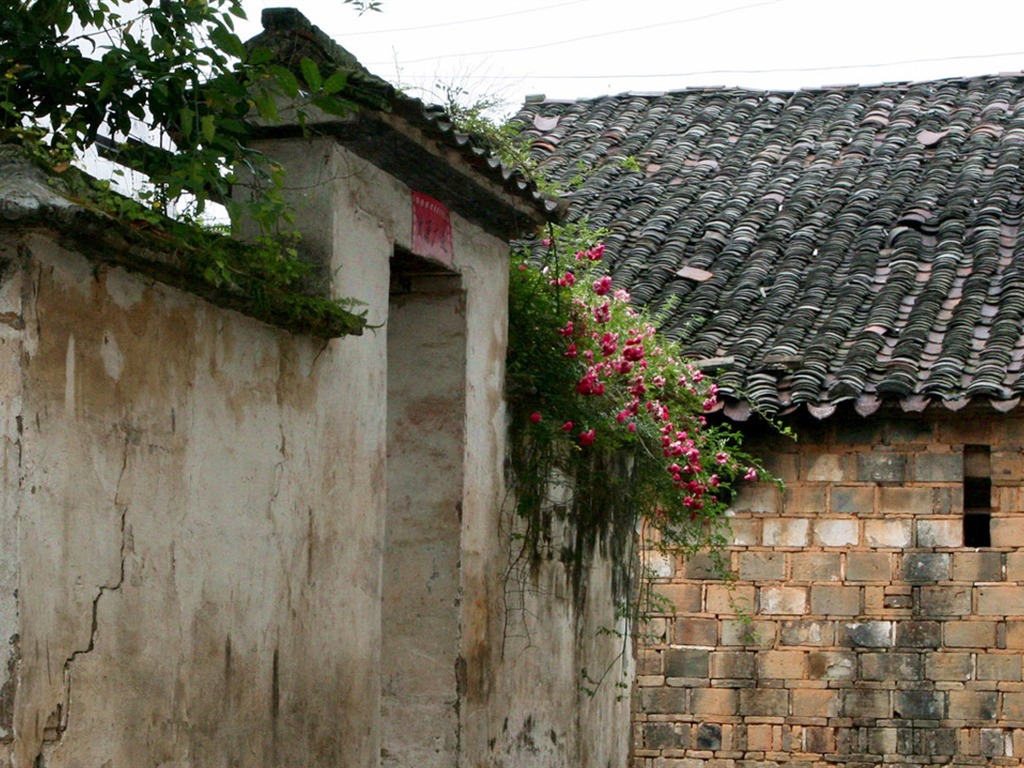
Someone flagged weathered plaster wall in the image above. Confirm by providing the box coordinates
[634,410,1024,768]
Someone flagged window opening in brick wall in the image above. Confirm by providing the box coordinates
[963,445,991,548]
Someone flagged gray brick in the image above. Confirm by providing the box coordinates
[894,690,945,720]
[638,686,688,713]
[884,419,933,445]
[738,551,786,581]
[780,620,833,647]
[846,552,891,582]
[695,723,721,750]
[981,728,1007,757]
[897,621,942,648]
[914,728,957,756]
[861,652,921,681]
[664,649,709,678]
[902,553,950,583]
[954,551,1003,582]
[791,552,842,582]
[684,553,725,580]
[838,621,893,648]
[841,690,890,718]
[644,723,689,749]
[806,651,856,680]
[858,453,907,483]
[738,688,788,717]
[832,486,874,514]
[919,586,971,616]
[914,453,964,482]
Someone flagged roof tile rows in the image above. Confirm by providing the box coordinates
[513,75,1024,418]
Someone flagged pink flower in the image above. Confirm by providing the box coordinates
[744,467,758,481]
[579,429,596,446]
[557,321,574,338]
[612,289,631,302]
[587,244,605,261]
[562,421,574,432]
[564,343,578,358]
[592,275,612,296]
[715,452,729,465]
[518,264,527,271]
[541,238,552,247]
[627,423,637,433]
[530,412,542,424]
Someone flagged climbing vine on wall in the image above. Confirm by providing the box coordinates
[506,221,771,604]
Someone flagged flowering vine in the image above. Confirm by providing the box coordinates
[506,223,769,595]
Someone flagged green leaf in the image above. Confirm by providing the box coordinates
[311,96,353,118]
[179,106,195,139]
[268,65,299,99]
[299,57,322,92]
[200,114,216,143]
[321,71,348,96]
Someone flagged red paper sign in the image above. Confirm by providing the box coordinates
[412,190,454,268]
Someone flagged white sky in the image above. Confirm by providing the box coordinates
[238,0,1024,115]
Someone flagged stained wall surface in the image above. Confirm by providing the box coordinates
[634,411,1024,768]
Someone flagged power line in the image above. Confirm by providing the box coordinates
[340,0,584,36]
[365,0,781,66]
[391,49,1024,82]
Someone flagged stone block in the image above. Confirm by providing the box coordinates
[645,723,690,750]
[866,726,912,755]
[896,620,941,648]
[846,552,892,582]
[759,586,807,615]
[762,518,810,547]
[744,723,776,752]
[690,687,738,716]
[638,687,689,713]
[913,728,957,756]
[658,584,703,613]
[810,585,860,616]
[727,518,760,547]
[954,551,1003,582]
[738,688,789,717]
[945,621,998,648]
[977,586,1024,616]
[695,723,721,751]
[732,482,780,513]
[756,650,805,679]
[1002,691,1024,719]
[814,518,859,547]
[914,452,963,482]
[933,486,963,515]
[980,728,1008,757]
[836,420,881,444]
[783,486,827,514]
[804,453,848,482]
[738,552,786,581]
[948,690,998,721]
[791,552,842,582]
[861,652,921,681]
[916,518,962,548]
[791,688,839,718]
[832,485,874,514]
[902,553,951,583]
[977,653,1022,681]
[841,689,890,719]
[990,517,1024,548]
[925,652,972,681]
[720,619,775,648]
[919,586,971,616]
[780,620,832,647]
[806,651,856,680]
[838,621,893,648]
[880,486,933,515]
[684,553,726,580]
[864,519,912,549]
[802,725,834,754]
[885,419,934,445]
[894,690,945,720]
[761,452,799,481]
[665,649,709,678]
[858,453,907,483]
[710,651,755,680]
[707,585,755,615]
[991,451,1024,481]
[673,618,718,647]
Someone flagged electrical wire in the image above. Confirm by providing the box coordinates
[340,0,584,36]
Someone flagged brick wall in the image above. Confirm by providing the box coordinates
[633,409,1024,767]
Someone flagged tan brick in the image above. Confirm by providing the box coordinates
[759,586,808,615]
[917,518,962,548]
[756,650,806,679]
[926,652,973,681]
[814,518,859,547]
[991,517,1024,548]
[947,621,999,648]
[977,586,1024,616]
[880,486,933,515]
[732,482,780,513]
[804,453,848,483]
[1005,622,1024,649]
[956,552,1004,582]
[779,620,833,647]
[738,551,786,581]
[739,688,789,717]
[1004,692,1024,719]
[949,691,998,721]
[690,687,738,716]
[994,486,1018,512]
[745,723,775,751]
[846,552,891,582]
[1006,551,1024,581]
[672,617,717,646]
[864,519,912,549]
[762,518,810,547]
[791,688,840,718]
[720,619,775,648]
[707,584,755,615]
[761,452,799,482]
[810,585,859,616]
[791,552,842,582]
[992,451,1024,481]
[783,486,827,514]
[806,651,856,681]
[657,584,702,614]
[977,653,1022,682]
[914,452,964,482]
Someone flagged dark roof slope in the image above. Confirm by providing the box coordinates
[514,75,1024,419]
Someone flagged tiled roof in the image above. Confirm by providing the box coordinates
[248,9,556,239]
[514,75,1024,419]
